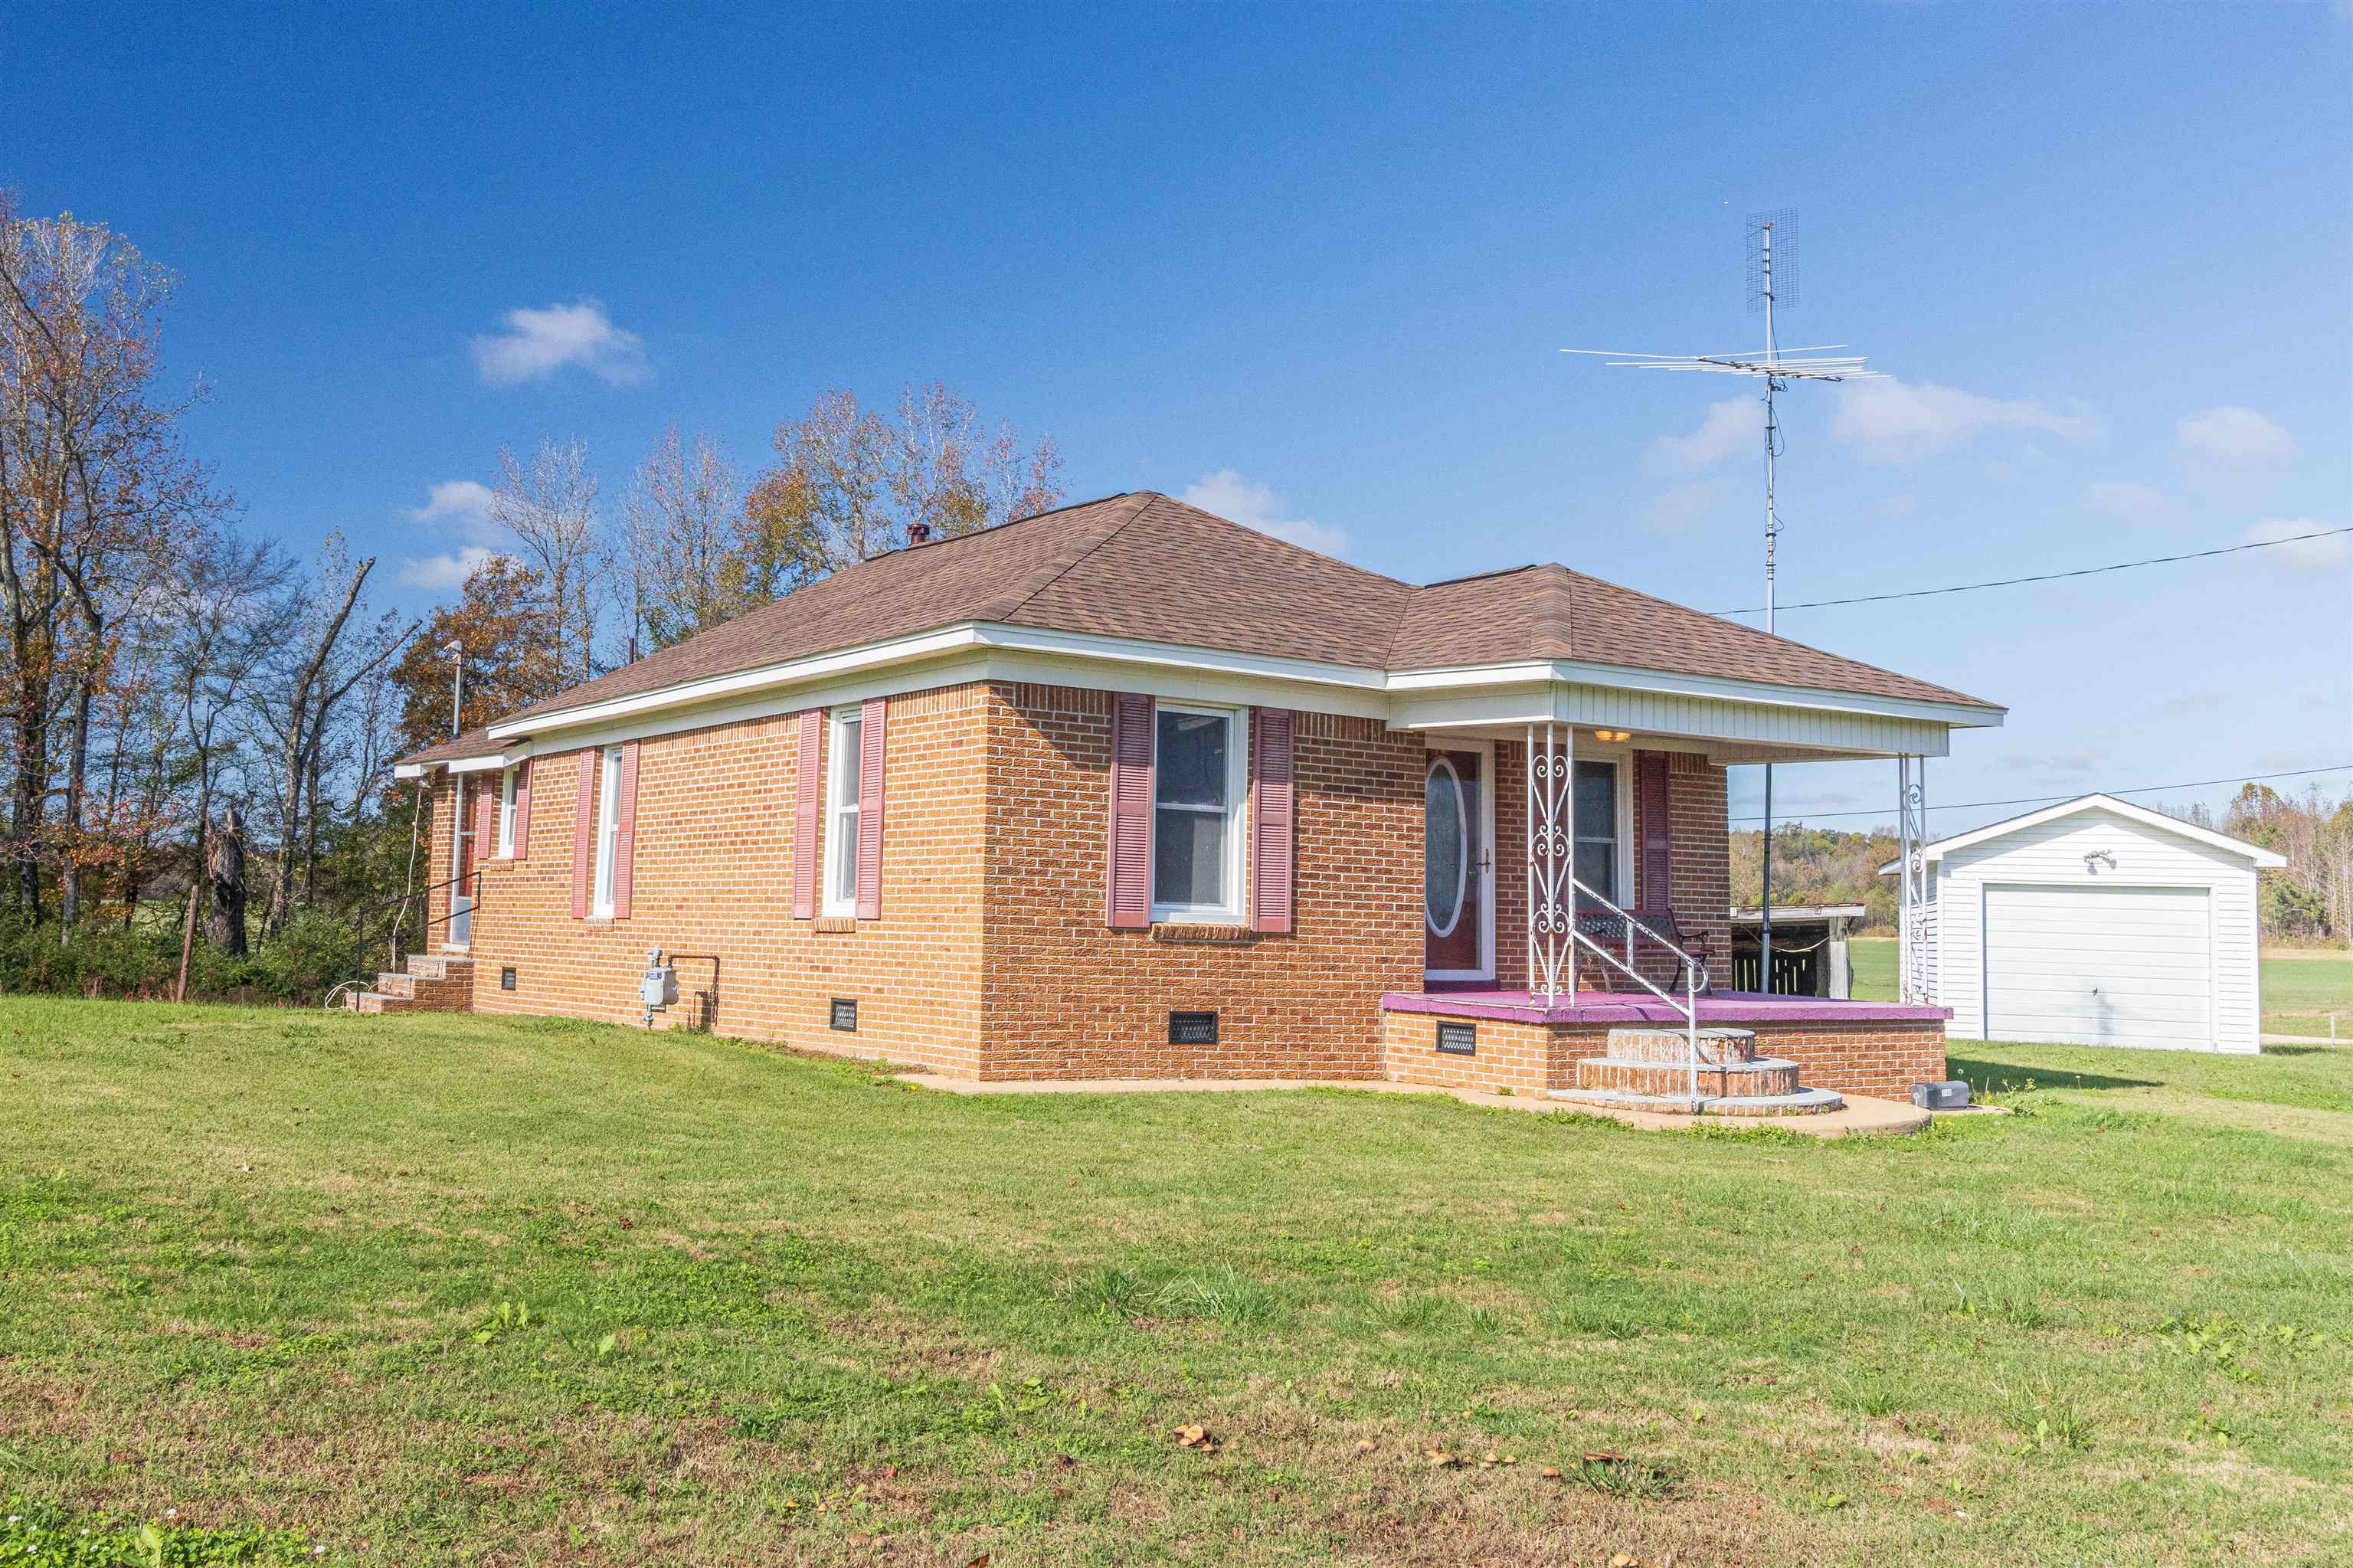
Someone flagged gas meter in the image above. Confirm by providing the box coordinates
[640,949,678,1025]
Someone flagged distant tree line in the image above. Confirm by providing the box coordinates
[1734,783,2353,947]
[0,195,1062,1000]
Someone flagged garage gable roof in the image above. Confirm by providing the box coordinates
[1900,793,2286,869]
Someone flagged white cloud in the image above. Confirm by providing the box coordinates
[2087,480,2165,516]
[396,545,502,591]
[1178,469,1350,557]
[1831,377,2096,462]
[2243,519,2348,569]
[1641,479,1727,535]
[470,298,646,386]
[407,479,499,538]
[1646,397,1758,473]
[2178,406,2293,466]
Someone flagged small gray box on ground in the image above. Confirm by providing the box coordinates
[1910,1081,1970,1109]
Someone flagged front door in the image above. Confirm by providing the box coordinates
[1424,746,1491,981]
[449,776,473,948]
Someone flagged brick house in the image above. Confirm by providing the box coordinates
[388,492,2001,1111]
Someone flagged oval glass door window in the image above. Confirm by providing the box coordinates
[1425,759,1467,936]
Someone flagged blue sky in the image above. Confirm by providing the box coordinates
[5,2,2348,834]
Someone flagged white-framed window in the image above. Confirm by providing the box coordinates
[591,744,623,917]
[496,764,519,857]
[822,706,864,916]
[1150,702,1248,923]
[1570,758,1631,904]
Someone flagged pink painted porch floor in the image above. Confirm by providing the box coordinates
[1379,989,1952,1026]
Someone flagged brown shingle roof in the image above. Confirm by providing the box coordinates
[398,726,506,766]
[398,489,1995,766]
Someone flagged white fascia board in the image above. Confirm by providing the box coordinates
[1390,658,2002,728]
[1902,792,2288,868]
[447,752,516,775]
[969,624,1390,694]
[392,762,432,780]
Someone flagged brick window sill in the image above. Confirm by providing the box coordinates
[1150,922,1258,945]
[813,915,859,934]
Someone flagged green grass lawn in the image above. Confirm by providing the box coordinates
[1848,937,2351,1039]
[4,1003,2350,1566]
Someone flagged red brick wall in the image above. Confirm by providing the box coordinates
[977,683,1422,1079]
[436,685,990,1075]
[1383,1010,1553,1095]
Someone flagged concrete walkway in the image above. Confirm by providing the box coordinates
[895,1072,1940,1138]
[2263,1033,2343,1046]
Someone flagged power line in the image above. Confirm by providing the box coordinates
[1713,525,2351,617]
[1728,762,2353,824]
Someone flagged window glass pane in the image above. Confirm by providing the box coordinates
[837,715,862,802]
[1574,839,1616,902]
[1425,764,1464,932]
[1154,805,1226,908]
[1572,761,1616,836]
[1155,710,1228,808]
[831,820,856,903]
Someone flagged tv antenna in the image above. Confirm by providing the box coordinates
[1562,210,1887,988]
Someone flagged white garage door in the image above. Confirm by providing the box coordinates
[1983,884,2212,1049]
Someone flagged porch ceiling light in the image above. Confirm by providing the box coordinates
[1594,729,1631,742]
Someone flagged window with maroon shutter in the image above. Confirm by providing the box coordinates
[792,710,821,918]
[854,696,886,919]
[1105,692,1155,928]
[1249,708,1295,934]
[1637,751,1673,910]
[570,748,596,918]
[511,760,532,859]
[611,739,640,920]
[472,777,494,870]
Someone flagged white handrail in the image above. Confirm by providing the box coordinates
[1566,876,1704,1111]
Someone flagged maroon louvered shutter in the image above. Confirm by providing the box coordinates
[1638,751,1673,910]
[1249,708,1295,934]
[511,761,532,859]
[611,740,640,920]
[1105,692,1155,929]
[792,710,821,918]
[570,748,596,918]
[855,697,887,919]
[472,777,494,869]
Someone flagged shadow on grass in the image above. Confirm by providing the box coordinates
[1945,1053,2160,1092]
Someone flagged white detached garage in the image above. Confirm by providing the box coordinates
[1896,794,2283,1054]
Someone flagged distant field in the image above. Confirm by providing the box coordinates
[1846,935,2349,1039]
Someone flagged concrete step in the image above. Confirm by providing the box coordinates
[1604,1025,1757,1066]
[1575,1055,1800,1098]
[354,991,411,1015]
[375,971,416,1000]
[1547,1085,1844,1118]
[404,953,473,981]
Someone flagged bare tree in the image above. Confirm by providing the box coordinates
[491,437,603,681]
[623,424,741,652]
[738,383,1063,593]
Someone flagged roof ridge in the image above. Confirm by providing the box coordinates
[982,491,1158,625]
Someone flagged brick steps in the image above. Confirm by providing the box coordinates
[1574,1055,1800,1098]
[348,951,474,1015]
[1549,1023,1842,1117]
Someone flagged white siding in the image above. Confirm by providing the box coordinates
[1932,806,2262,1052]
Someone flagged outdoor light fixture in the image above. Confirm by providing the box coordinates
[1594,729,1631,742]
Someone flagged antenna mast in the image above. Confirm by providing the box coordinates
[1564,209,1883,993]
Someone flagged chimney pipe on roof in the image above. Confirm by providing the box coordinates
[905,520,931,547]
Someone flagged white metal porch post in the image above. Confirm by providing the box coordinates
[1896,756,1928,1004]
[1524,722,1576,1003]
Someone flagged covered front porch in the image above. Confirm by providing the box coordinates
[1388,694,1956,1111]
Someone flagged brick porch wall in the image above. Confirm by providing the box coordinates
[1381,1008,1943,1102]
[978,682,1423,1079]
[431,684,990,1075]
